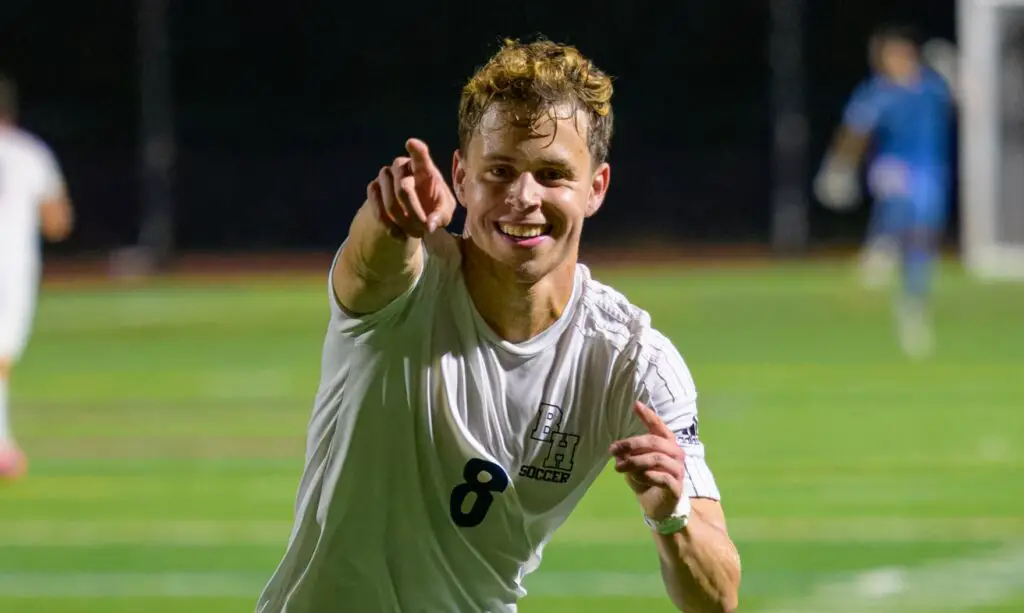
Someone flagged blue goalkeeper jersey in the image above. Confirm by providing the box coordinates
[842,67,954,173]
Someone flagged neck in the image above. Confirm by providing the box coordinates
[461,239,577,343]
[887,65,921,87]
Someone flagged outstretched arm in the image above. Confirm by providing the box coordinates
[827,78,883,168]
[333,138,455,315]
[922,38,960,104]
[814,80,881,210]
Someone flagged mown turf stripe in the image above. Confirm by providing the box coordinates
[0,517,1020,547]
[759,544,1024,612]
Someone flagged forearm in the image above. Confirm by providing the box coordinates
[40,195,74,242]
[654,505,741,613]
[825,127,870,168]
[334,197,423,314]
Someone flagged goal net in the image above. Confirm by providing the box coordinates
[958,0,1024,279]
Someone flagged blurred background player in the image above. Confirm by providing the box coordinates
[814,23,956,359]
[0,74,74,479]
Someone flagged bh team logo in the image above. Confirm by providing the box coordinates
[519,403,580,484]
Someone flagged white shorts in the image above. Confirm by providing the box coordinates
[0,265,39,361]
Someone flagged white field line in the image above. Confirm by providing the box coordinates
[0,517,1020,547]
[758,544,1024,612]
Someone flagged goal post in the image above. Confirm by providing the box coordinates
[958,0,1024,279]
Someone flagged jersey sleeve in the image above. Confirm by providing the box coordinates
[326,236,440,337]
[628,331,721,501]
[842,78,886,135]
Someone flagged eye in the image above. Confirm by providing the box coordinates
[536,168,568,183]
[485,166,513,180]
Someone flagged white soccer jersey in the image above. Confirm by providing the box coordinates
[0,127,64,358]
[257,233,720,613]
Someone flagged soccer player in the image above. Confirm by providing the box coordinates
[814,24,956,358]
[0,74,74,479]
[256,39,741,612]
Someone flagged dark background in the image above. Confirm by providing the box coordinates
[0,0,957,257]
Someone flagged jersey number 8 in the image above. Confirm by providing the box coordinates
[449,458,509,528]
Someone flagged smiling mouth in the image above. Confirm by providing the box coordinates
[495,223,553,240]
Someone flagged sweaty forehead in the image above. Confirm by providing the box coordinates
[473,103,591,164]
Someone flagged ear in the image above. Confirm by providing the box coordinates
[452,149,467,207]
[585,162,611,218]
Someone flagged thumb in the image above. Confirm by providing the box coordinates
[427,208,452,234]
[634,401,673,438]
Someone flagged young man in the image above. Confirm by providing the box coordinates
[814,24,956,359]
[257,39,740,613]
[0,74,74,479]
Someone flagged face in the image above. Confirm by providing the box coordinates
[452,104,610,281]
[871,39,919,80]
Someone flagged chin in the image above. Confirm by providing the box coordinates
[511,258,554,282]
[475,239,546,278]
[505,246,574,283]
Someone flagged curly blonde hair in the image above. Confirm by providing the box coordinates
[458,38,615,165]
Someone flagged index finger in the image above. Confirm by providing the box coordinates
[405,138,440,177]
[634,401,674,438]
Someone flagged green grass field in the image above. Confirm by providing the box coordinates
[2,260,1022,612]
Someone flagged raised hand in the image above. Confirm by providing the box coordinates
[609,401,686,521]
[372,138,457,239]
[813,160,861,212]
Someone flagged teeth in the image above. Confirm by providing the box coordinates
[499,223,547,238]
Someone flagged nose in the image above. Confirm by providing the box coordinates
[506,172,543,210]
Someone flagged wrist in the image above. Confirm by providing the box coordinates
[822,155,857,175]
[644,495,692,535]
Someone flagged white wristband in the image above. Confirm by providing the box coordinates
[643,495,692,535]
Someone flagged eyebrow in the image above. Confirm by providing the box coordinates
[482,153,575,169]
